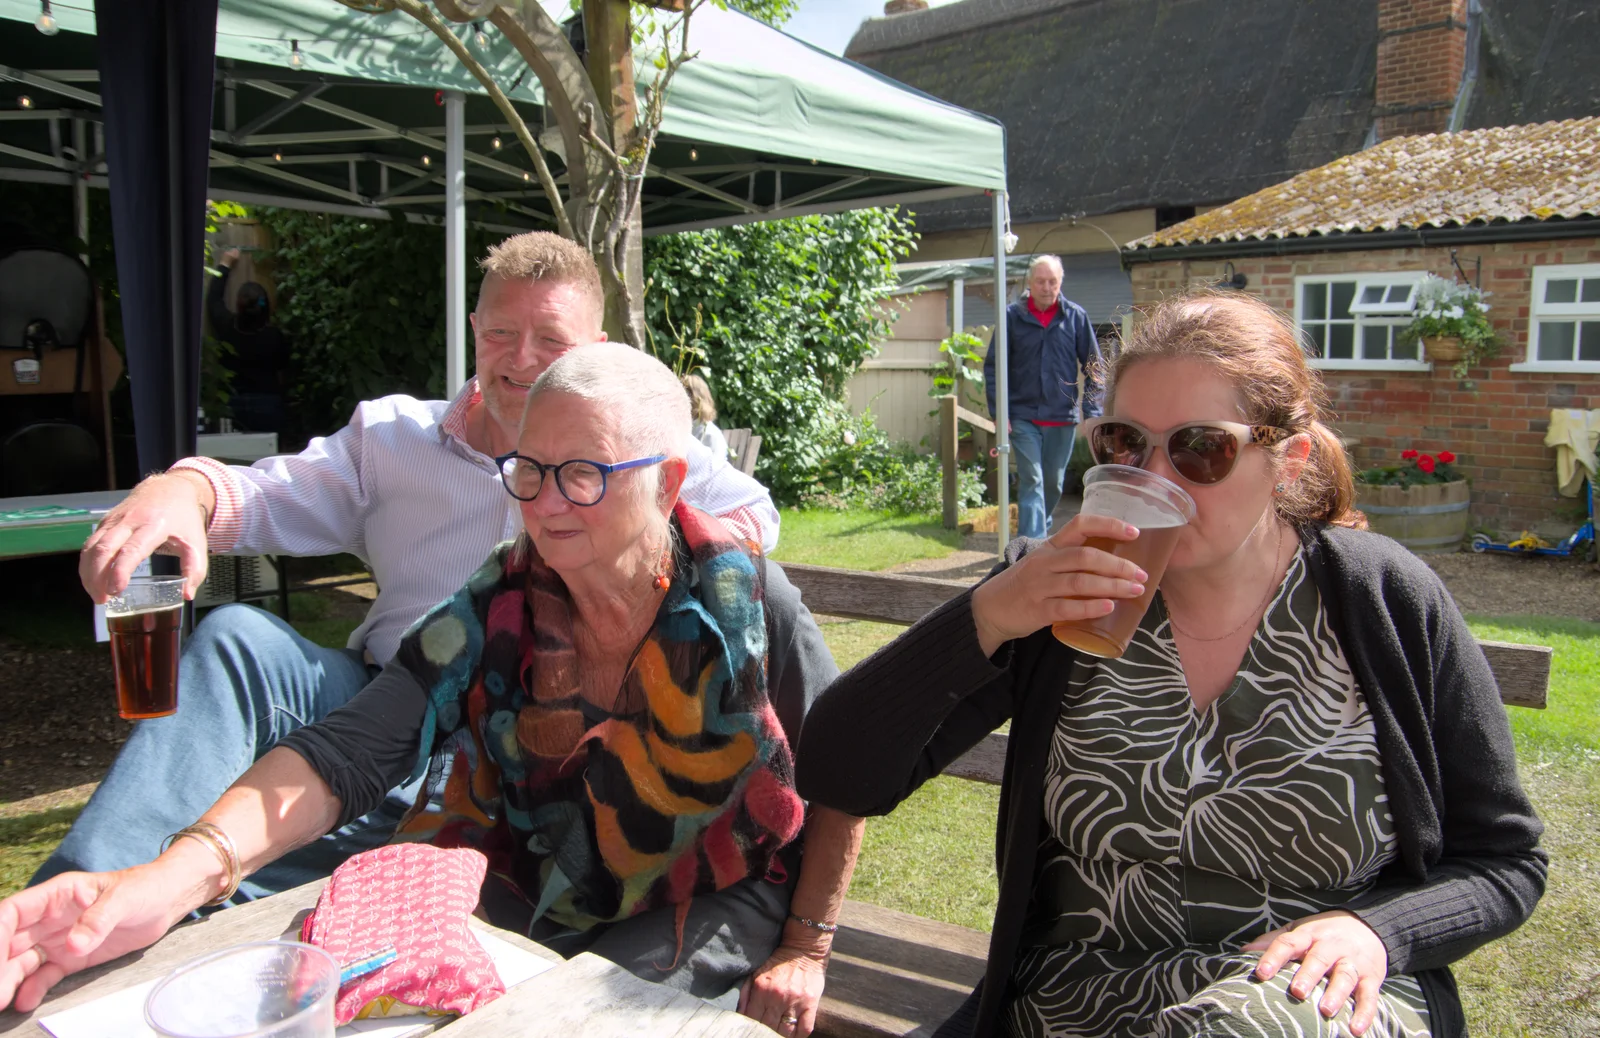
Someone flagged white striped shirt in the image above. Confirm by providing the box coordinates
[172,379,779,665]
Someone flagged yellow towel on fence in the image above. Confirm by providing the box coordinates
[1544,409,1600,496]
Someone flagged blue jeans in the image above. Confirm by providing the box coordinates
[1010,420,1077,539]
[33,604,417,902]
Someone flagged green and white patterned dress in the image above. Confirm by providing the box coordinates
[1006,551,1433,1038]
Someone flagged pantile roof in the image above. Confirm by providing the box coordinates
[1126,118,1600,250]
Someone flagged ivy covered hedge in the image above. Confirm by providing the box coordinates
[257,209,500,450]
[643,208,918,504]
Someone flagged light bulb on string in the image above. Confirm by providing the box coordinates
[17,95,34,110]
[473,22,490,50]
[272,150,283,162]
[522,171,531,182]
[689,148,698,161]
[34,0,58,35]
[491,136,502,150]
[288,40,305,70]
[421,154,432,168]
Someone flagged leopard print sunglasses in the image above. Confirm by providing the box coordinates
[1082,417,1292,486]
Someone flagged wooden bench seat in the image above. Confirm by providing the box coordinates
[817,900,989,1038]
[782,562,1555,1038]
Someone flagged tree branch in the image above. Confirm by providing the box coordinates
[339,0,576,240]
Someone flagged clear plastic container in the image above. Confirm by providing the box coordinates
[1051,464,1196,659]
[145,941,338,1038]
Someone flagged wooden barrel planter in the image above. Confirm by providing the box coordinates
[1359,481,1471,553]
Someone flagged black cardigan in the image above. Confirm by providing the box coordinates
[795,525,1546,1038]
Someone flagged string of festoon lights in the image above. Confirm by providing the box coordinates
[34,0,58,35]
[18,2,620,188]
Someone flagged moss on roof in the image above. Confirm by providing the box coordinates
[1128,117,1600,249]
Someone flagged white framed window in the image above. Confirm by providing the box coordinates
[1517,264,1600,372]
[1348,276,1421,316]
[1295,273,1429,369]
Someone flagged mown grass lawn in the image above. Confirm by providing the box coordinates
[768,508,962,572]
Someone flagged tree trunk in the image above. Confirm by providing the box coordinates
[583,0,646,347]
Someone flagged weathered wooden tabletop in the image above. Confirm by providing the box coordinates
[0,881,775,1037]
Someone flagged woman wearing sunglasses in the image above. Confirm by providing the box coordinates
[1,344,862,1038]
[796,292,1544,1038]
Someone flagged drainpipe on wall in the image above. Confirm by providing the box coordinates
[1447,0,1482,132]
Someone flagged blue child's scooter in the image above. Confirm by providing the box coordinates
[1470,475,1597,563]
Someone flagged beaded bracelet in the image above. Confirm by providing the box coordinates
[788,913,839,934]
[162,821,242,907]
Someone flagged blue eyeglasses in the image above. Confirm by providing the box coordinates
[495,453,667,507]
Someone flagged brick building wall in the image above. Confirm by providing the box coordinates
[1375,0,1467,139]
[1127,236,1600,533]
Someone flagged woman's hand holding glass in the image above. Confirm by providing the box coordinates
[970,515,1150,657]
[1243,910,1390,1036]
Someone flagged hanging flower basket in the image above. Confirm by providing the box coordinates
[1421,335,1464,363]
[1398,275,1499,377]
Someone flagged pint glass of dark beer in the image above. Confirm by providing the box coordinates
[1051,465,1195,659]
[105,576,185,719]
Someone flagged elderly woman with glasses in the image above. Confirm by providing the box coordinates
[1,343,863,1038]
[796,292,1544,1038]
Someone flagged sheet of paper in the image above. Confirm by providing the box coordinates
[38,929,558,1038]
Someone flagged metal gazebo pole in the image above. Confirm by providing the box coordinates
[444,90,468,395]
[992,190,1010,559]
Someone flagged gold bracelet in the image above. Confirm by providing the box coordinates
[163,822,242,907]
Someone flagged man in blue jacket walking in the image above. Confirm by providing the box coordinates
[984,255,1104,539]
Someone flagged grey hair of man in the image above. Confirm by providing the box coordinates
[522,342,692,543]
[1027,253,1064,278]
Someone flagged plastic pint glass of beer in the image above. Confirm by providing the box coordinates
[105,575,185,719]
[1051,464,1196,659]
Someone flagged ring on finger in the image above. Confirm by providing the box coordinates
[781,1013,799,1028]
[33,944,48,968]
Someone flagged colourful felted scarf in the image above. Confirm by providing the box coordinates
[391,503,805,933]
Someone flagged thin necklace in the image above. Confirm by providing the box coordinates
[1166,522,1285,643]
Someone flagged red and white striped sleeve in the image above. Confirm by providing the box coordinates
[679,436,781,553]
[169,455,248,552]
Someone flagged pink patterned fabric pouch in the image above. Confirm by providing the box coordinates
[299,843,505,1025]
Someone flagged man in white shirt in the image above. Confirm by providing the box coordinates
[44,233,779,894]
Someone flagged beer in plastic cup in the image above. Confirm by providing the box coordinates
[105,575,185,719]
[145,941,338,1038]
[1051,464,1195,659]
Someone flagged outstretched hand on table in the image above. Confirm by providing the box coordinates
[739,942,827,1037]
[0,855,208,1013]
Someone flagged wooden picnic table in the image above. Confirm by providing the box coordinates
[0,880,777,1037]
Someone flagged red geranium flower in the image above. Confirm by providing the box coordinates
[1418,454,1437,473]
[1401,449,1419,460]
[1438,450,1456,464]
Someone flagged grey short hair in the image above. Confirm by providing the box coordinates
[1028,254,1064,278]
[525,342,691,511]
